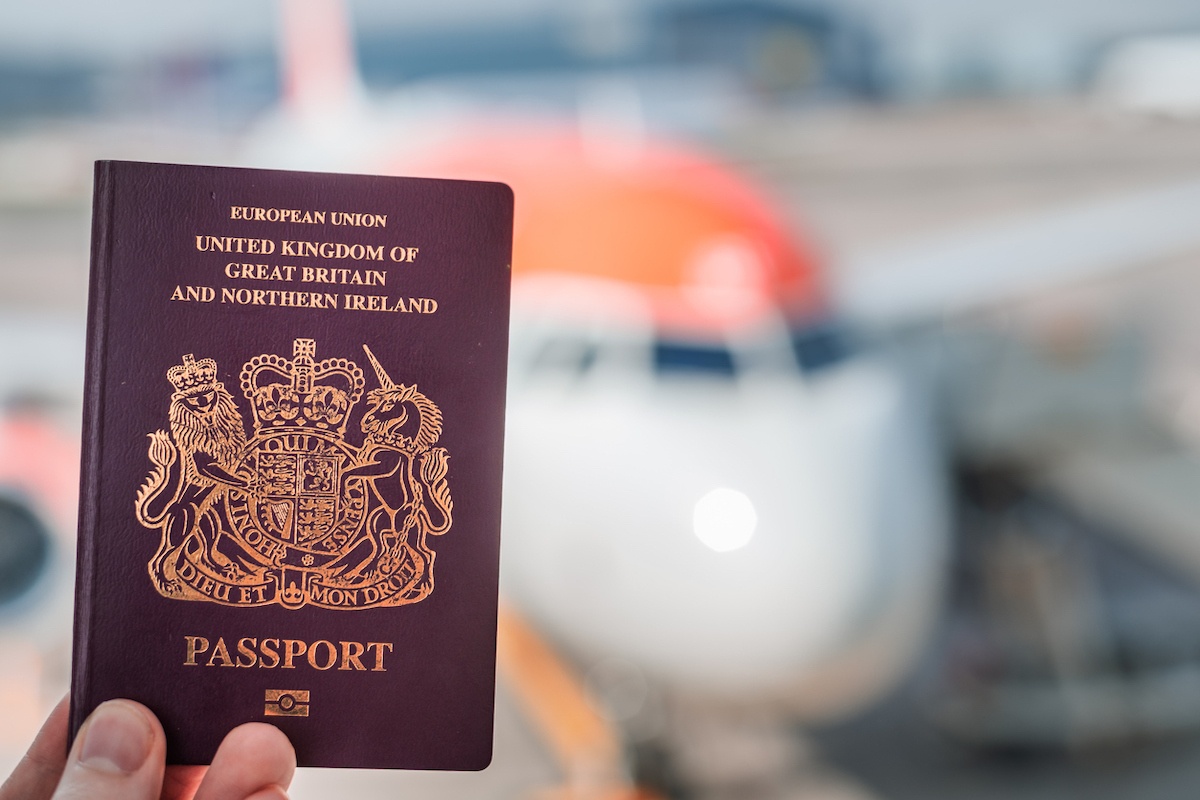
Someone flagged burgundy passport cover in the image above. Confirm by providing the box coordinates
[70,161,513,768]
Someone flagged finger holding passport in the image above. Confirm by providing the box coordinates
[0,695,296,800]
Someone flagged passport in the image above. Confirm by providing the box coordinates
[70,160,513,768]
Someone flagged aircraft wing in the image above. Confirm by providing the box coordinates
[834,177,1200,326]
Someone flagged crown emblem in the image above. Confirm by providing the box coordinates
[168,354,218,393]
[240,339,365,436]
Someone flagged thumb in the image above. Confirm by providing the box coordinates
[51,700,165,800]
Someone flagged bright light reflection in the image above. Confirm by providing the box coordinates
[693,487,757,552]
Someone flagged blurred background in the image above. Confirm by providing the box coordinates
[8,0,1200,798]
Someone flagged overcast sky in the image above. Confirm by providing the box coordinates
[0,0,564,61]
[2,0,1199,63]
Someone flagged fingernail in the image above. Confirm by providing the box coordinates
[79,701,153,774]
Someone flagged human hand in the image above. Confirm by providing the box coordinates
[0,695,296,800]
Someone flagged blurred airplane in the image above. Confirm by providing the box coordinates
[241,0,948,731]
[11,0,1200,794]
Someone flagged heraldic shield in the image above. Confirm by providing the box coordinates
[134,338,453,610]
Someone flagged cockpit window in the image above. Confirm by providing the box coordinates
[654,341,736,377]
[529,337,598,376]
[525,320,852,380]
[792,320,851,373]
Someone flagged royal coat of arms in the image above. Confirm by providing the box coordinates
[135,338,453,610]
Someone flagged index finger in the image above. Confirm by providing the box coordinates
[161,766,207,800]
[0,695,69,800]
